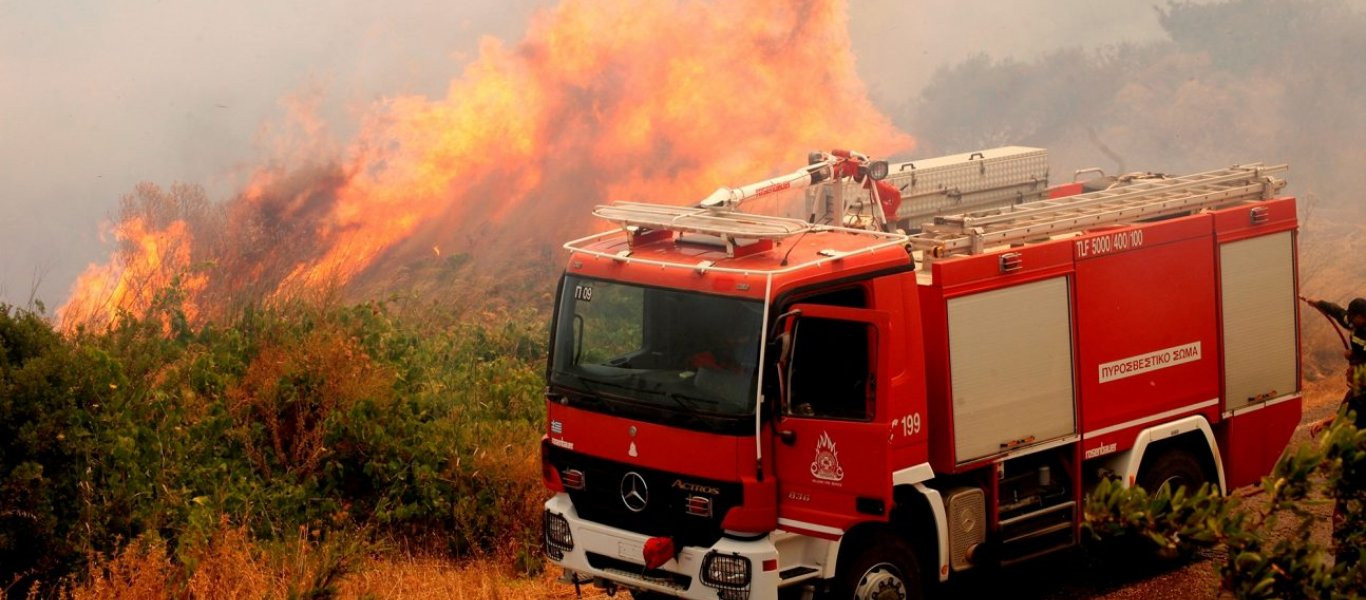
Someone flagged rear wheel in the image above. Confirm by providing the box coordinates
[1139,446,1209,495]
[831,532,923,600]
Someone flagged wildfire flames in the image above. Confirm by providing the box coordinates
[61,0,912,328]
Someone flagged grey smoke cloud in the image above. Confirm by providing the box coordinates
[0,0,546,305]
[0,0,1227,305]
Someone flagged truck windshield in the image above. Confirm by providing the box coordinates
[550,276,763,417]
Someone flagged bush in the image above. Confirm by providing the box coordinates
[0,304,133,590]
[1084,410,1366,597]
[0,299,549,596]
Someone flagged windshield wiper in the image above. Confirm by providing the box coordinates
[557,369,738,419]
[660,388,721,414]
[552,371,623,413]
[557,370,685,411]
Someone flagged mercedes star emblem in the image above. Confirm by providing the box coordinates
[620,472,649,513]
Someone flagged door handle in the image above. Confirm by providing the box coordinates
[778,429,797,446]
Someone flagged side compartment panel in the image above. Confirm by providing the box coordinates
[947,277,1076,463]
[1075,235,1221,434]
[1217,397,1301,488]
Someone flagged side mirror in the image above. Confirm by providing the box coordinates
[770,309,801,366]
[766,309,802,421]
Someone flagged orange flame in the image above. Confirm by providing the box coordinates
[63,217,207,328]
[61,0,912,328]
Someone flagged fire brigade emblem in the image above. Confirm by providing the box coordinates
[810,431,845,482]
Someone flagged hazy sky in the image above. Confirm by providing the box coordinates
[0,0,1182,305]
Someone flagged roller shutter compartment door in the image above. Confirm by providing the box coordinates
[1220,231,1298,410]
[948,276,1076,463]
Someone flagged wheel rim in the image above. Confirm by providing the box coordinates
[853,562,907,600]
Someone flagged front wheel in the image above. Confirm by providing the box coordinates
[831,532,923,600]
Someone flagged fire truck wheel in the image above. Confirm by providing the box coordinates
[1138,447,1207,495]
[832,532,923,600]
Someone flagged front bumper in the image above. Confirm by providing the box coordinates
[544,493,782,599]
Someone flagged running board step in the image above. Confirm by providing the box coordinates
[779,565,821,583]
[1002,521,1072,546]
[998,500,1077,565]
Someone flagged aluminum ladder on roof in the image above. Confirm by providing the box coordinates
[592,202,815,258]
[591,201,910,259]
[908,163,1288,258]
[593,202,813,240]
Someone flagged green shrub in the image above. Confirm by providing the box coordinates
[0,298,550,595]
[1085,411,1366,597]
[1,304,119,587]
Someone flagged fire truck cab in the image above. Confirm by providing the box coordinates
[541,148,1301,600]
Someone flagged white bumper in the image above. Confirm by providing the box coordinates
[544,493,782,599]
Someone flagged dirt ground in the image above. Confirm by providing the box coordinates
[537,379,1346,600]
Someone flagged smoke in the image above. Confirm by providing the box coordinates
[0,1,554,307]
[57,0,911,328]
[3,0,1208,309]
[13,0,1362,332]
[0,0,1209,310]
[904,0,1366,189]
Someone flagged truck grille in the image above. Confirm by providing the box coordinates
[546,447,743,548]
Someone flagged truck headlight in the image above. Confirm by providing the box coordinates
[701,551,751,597]
[544,511,573,559]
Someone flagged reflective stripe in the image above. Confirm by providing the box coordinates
[777,518,843,537]
[1221,393,1299,418]
[1084,398,1219,438]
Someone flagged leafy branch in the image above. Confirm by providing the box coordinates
[1085,410,1366,598]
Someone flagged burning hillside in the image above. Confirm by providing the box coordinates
[60,0,912,328]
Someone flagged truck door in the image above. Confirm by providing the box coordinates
[772,304,893,534]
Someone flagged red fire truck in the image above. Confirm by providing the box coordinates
[540,147,1302,599]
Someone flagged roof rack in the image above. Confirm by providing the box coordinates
[594,202,811,239]
[592,202,813,257]
[908,163,1288,258]
[591,201,908,258]
[595,202,814,258]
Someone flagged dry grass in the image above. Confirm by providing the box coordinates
[64,521,603,600]
[70,537,178,600]
[70,524,350,600]
[337,557,602,600]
